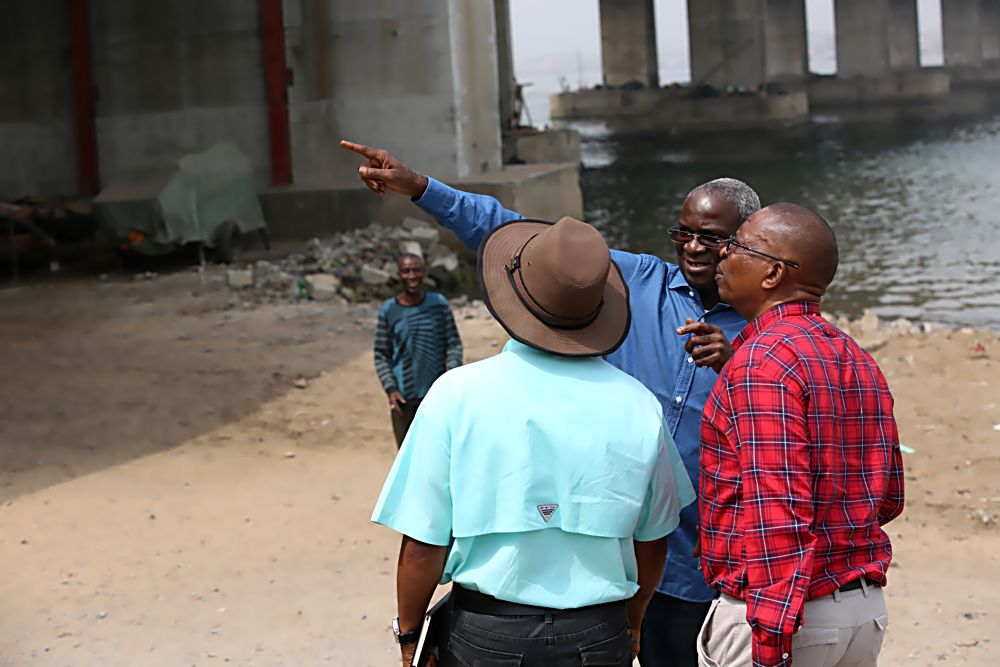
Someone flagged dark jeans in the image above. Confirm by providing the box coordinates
[390,398,421,448]
[441,592,632,666]
[638,592,713,667]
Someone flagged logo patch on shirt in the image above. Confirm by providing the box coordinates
[537,504,558,523]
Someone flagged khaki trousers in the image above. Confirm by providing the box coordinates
[697,581,888,667]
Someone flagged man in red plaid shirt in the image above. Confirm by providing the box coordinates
[697,203,904,667]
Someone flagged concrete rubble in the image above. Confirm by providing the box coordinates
[223,219,471,305]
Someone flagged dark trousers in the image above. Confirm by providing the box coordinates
[390,398,421,448]
[638,592,713,667]
[441,588,633,666]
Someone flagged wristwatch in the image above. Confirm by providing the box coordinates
[392,617,420,645]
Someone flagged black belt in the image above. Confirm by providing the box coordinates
[838,577,881,592]
[453,586,624,617]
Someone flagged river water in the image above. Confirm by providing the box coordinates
[569,113,1000,329]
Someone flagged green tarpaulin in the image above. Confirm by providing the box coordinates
[95,142,265,251]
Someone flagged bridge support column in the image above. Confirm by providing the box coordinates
[835,0,887,76]
[688,0,808,89]
[889,0,920,69]
[688,0,766,89]
[943,0,984,67]
[598,0,658,87]
[981,0,1000,63]
[495,0,517,131]
[765,0,808,83]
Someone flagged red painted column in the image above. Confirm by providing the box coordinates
[261,0,293,186]
[69,0,100,197]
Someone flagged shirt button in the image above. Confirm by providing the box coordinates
[783,653,789,660]
[675,396,682,403]
[688,290,695,297]
[687,356,694,363]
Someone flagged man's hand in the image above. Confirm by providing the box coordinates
[401,643,417,667]
[676,318,733,374]
[631,628,641,660]
[401,646,436,667]
[388,390,407,416]
[340,140,429,199]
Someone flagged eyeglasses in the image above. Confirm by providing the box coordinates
[668,227,728,250]
[724,237,800,269]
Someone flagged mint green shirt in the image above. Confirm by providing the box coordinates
[371,340,695,609]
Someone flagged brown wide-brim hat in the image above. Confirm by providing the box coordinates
[478,217,630,357]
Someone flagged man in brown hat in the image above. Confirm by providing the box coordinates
[372,217,695,666]
[342,139,757,667]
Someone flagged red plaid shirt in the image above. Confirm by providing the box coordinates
[700,301,904,667]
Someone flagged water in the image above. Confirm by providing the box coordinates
[571,114,1000,329]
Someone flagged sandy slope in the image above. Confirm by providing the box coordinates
[0,273,997,666]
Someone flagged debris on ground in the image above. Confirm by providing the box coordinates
[217,220,474,305]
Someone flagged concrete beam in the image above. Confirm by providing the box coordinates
[889,0,920,69]
[943,0,984,67]
[983,0,1000,63]
[599,0,659,87]
[835,0,892,77]
[689,0,767,89]
[765,0,808,83]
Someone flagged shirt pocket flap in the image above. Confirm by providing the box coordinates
[793,627,841,649]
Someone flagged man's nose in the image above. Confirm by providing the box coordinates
[718,244,730,259]
[685,235,708,254]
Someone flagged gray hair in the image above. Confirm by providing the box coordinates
[689,178,761,223]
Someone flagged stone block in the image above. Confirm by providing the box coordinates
[361,264,393,285]
[305,274,342,300]
[409,226,440,246]
[227,269,253,289]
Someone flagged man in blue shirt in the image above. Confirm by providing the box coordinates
[372,216,695,667]
[374,253,463,447]
[343,139,758,667]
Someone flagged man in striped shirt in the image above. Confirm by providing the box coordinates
[374,253,463,447]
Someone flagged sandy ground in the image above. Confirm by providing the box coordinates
[1,269,998,666]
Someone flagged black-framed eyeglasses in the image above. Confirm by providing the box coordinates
[724,237,800,269]
[668,227,728,250]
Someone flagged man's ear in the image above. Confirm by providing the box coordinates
[760,262,787,291]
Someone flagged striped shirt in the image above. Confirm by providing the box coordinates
[373,292,462,400]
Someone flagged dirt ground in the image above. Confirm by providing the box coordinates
[1,269,998,666]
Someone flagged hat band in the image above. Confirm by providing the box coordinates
[505,236,604,331]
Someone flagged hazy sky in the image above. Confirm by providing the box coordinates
[509,0,944,122]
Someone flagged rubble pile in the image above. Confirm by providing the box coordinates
[826,309,941,352]
[226,218,476,304]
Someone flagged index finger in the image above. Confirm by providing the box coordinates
[676,321,716,335]
[339,139,381,159]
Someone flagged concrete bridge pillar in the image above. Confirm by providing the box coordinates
[688,0,767,89]
[765,0,809,83]
[889,0,920,69]
[688,0,808,89]
[599,0,659,87]
[835,0,920,77]
[285,0,502,185]
[495,0,517,130]
[943,0,984,67]
[982,0,1000,63]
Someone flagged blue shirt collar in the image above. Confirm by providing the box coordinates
[665,263,735,314]
[667,264,692,292]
